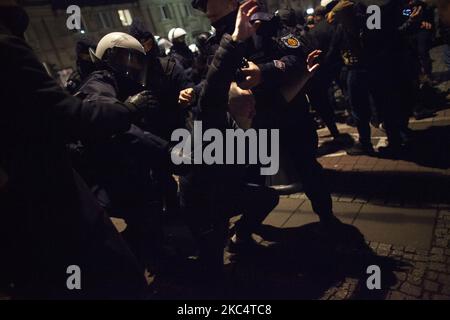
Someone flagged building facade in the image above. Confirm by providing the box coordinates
[22,0,323,72]
[22,0,210,71]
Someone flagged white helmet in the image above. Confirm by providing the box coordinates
[188,44,199,54]
[168,27,187,42]
[210,26,216,37]
[158,38,173,55]
[90,32,147,87]
[320,0,334,7]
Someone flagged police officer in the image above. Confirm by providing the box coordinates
[179,1,279,279]
[75,32,176,272]
[302,2,348,143]
[130,19,195,218]
[0,2,148,299]
[191,31,212,84]
[157,37,173,57]
[65,35,97,95]
[130,19,194,141]
[332,0,424,156]
[192,0,341,227]
[168,27,195,70]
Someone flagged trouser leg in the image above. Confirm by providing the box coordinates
[346,69,372,146]
[280,121,334,219]
[233,183,279,239]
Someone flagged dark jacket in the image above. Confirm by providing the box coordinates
[307,18,342,77]
[207,11,309,89]
[75,70,172,213]
[169,42,195,70]
[206,11,311,130]
[65,36,97,95]
[0,26,145,299]
[143,56,193,140]
[129,20,192,138]
[181,34,244,190]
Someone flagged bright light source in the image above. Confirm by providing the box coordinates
[80,30,85,34]
[306,8,314,15]
[118,9,133,26]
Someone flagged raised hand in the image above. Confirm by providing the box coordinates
[231,0,260,42]
[410,6,423,22]
[306,50,322,78]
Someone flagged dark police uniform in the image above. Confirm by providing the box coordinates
[204,11,334,219]
[75,70,174,268]
[169,42,195,70]
[305,18,342,138]
[130,20,194,140]
[179,34,279,273]
[130,19,194,219]
[143,56,193,216]
[142,56,193,140]
[65,36,97,95]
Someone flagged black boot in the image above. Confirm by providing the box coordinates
[346,142,375,156]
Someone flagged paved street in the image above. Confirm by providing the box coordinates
[264,110,450,299]
[136,46,449,300]
[255,46,450,300]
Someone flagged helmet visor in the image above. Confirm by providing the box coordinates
[108,47,148,87]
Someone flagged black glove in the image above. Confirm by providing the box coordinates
[125,90,160,114]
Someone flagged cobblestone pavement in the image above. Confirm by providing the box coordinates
[317,211,450,300]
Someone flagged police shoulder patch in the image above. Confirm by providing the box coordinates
[281,34,301,49]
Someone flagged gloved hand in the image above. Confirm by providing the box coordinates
[125,90,160,114]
